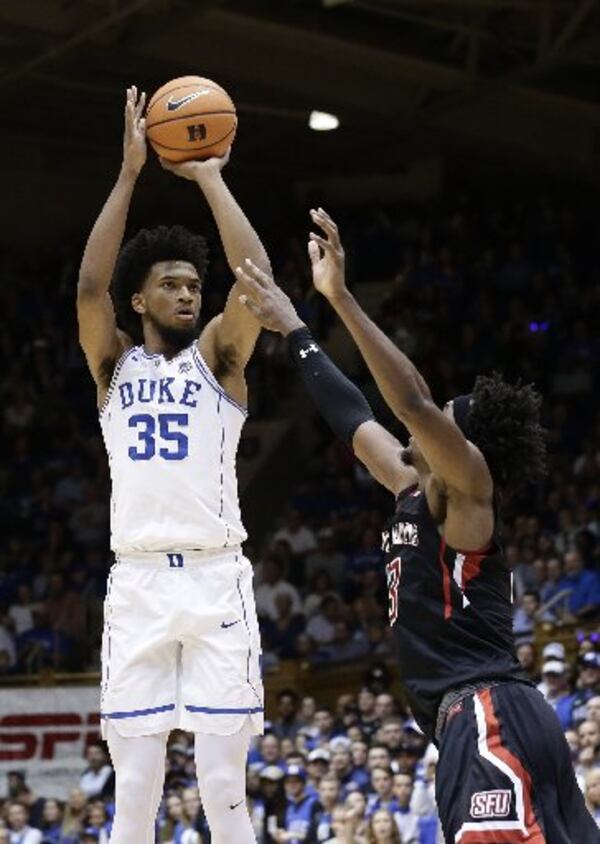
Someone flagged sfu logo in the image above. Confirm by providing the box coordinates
[0,713,100,761]
[470,789,512,819]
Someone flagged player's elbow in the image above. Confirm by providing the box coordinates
[399,387,430,423]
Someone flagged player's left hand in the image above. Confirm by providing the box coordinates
[235,259,305,336]
[159,148,230,183]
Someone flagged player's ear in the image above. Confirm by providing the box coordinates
[131,292,146,315]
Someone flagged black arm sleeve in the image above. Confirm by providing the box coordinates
[287,326,374,447]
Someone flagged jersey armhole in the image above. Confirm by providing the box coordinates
[98,346,137,417]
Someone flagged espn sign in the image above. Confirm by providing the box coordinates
[470,789,512,819]
[0,685,100,798]
[0,712,100,761]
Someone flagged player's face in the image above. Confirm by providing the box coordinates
[135,260,203,347]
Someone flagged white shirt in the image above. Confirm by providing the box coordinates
[8,604,35,636]
[254,581,302,621]
[273,525,317,556]
[100,344,247,553]
[79,764,113,798]
[0,625,16,667]
[9,827,42,844]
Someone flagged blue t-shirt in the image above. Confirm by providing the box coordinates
[558,570,600,614]
[284,793,318,843]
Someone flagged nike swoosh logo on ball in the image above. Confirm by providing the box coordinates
[166,90,209,111]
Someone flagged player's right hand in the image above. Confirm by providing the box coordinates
[122,85,146,175]
[308,207,347,301]
[235,259,305,336]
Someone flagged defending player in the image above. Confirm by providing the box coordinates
[234,211,600,843]
[77,87,266,843]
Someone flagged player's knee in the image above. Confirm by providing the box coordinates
[115,765,154,803]
[198,768,243,811]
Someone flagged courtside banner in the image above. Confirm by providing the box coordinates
[0,685,100,798]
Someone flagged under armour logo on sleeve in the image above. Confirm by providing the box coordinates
[299,343,319,359]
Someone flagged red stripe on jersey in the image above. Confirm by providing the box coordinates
[462,549,487,590]
[439,537,452,620]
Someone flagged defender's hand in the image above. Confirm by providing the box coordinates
[235,259,304,336]
[308,207,347,301]
[159,148,230,184]
[123,86,146,175]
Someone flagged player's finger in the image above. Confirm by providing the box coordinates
[309,232,333,252]
[318,207,338,230]
[238,294,262,318]
[311,210,341,245]
[135,92,146,120]
[243,258,272,288]
[308,239,321,266]
[235,266,263,293]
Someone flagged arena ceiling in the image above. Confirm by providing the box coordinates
[0,0,599,185]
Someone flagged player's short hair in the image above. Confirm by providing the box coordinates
[112,225,209,344]
[468,372,547,495]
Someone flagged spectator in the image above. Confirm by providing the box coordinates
[273,510,317,563]
[7,585,37,636]
[576,720,600,788]
[512,590,541,640]
[40,799,66,844]
[365,808,401,844]
[366,767,399,817]
[257,766,286,843]
[331,749,367,797]
[262,594,305,660]
[378,719,404,760]
[538,659,571,721]
[558,550,600,619]
[79,743,113,800]
[306,750,331,793]
[310,774,340,842]
[275,765,318,843]
[273,690,303,741]
[516,642,538,681]
[306,597,341,646]
[585,769,600,828]
[304,571,339,619]
[587,696,600,725]
[305,529,346,589]
[180,786,207,842]
[0,611,16,671]
[314,623,369,665]
[255,555,302,622]
[374,695,395,723]
[82,801,109,844]
[557,652,600,729]
[60,789,87,839]
[6,802,42,844]
[257,734,283,769]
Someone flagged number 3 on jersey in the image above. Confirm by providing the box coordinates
[386,557,402,626]
[128,413,189,461]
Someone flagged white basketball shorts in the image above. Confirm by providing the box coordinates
[100,546,264,738]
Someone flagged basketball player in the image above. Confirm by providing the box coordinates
[234,210,600,843]
[77,87,267,843]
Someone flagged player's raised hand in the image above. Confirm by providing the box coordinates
[159,148,230,184]
[123,85,147,175]
[235,259,304,336]
[308,207,347,301]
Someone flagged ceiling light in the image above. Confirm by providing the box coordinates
[309,111,340,131]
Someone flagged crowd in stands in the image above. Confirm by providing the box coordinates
[0,188,599,839]
[1,652,600,842]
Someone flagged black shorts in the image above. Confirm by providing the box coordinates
[435,681,600,843]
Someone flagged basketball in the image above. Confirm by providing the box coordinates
[146,75,237,163]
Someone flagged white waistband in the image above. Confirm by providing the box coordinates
[114,545,242,567]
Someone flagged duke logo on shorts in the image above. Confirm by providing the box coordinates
[98,342,264,737]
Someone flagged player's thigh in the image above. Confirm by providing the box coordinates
[101,564,180,734]
[436,685,546,843]
[179,556,263,735]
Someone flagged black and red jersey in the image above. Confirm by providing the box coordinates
[382,484,524,739]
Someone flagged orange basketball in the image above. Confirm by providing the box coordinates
[146,76,237,163]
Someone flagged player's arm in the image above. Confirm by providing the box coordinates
[234,261,417,496]
[160,154,271,371]
[308,209,491,499]
[77,86,146,390]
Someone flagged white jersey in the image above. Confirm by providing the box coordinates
[99,342,247,553]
